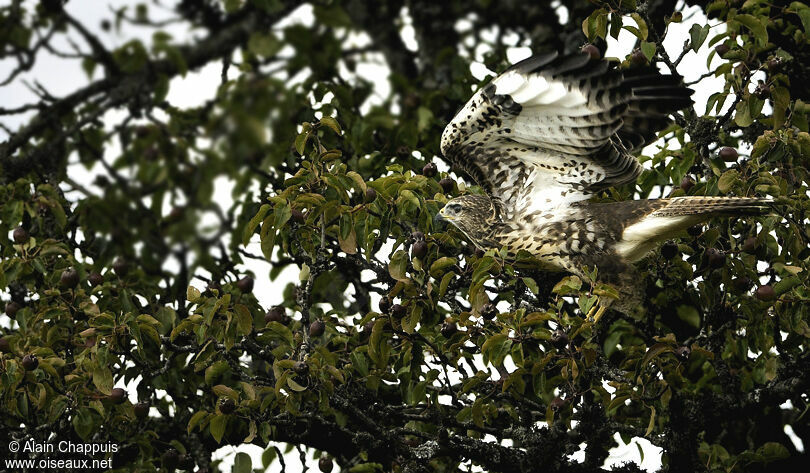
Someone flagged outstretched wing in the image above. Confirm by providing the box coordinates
[440,51,693,218]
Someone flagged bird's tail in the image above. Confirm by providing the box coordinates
[649,196,774,218]
[615,196,774,262]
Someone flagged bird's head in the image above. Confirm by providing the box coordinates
[435,194,498,246]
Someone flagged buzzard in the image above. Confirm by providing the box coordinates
[436,51,771,319]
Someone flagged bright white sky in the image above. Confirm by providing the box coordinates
[0,1,802,471]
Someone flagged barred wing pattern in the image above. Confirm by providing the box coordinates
[440,51,693,219]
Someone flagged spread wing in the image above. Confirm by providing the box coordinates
[440,51,693,218]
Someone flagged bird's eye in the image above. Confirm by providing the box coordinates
[449,204,462,214]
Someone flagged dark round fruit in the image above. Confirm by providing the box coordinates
[630,48,646,65]
[319,456,334,473]
[113,258,130,277]
[396,145,411,158]
[549,396,566,411]
[755,285,775,301]
[440,322,457,338]
[687,225,703,237]
[178,455,195,470]
[293,361,309,375]
[112,444,140,468]
[719,147,738,162]
[5,301,21,318]
[390,304,406,319]
[236,276,254,293]
[754,82,770,99]
[412,231,425,241]
[0,337,10,353]
[550,329,569,349]
[133,401,149,419]
[309,320,325,337]
[291,208,305,224]
[88,272,104,286]
[22,354,38,371]
[675,346,691,361]
[680,176,695,192]
[364,188,377,203]
[706,248,726,269]
[412,240,427,259]
[60,268,80,288]
[110,387,127,404]
[439,178,454,193]
[732,277,752,292]
[219,398,236,414]
[162,449,180,470]
[481,303,497,321]
[265,306,285,324]
[742,236,758,253]
[12,226,28,243]
[581,44,600,60]
[362,321,375,338]
[378,297,391,314]
[715,44,730,56]
[167,207,183,221]
[661,242,678,260]
[766,57,781,71]
[100,19,111,31]
[422,162,438,178]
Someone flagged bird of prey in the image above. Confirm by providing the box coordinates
[436,51,771,318]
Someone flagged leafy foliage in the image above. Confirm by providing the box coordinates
[1,1,809,472]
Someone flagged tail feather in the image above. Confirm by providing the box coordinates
[650,196,774,218]
[615,196,773,262]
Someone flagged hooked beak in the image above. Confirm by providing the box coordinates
[434,210,448,227]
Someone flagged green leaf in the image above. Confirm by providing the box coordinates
[248,32,282,57]
[793,3,810,32]
[263,322,294,346]
[640,41,656,60]
[756,441,789,462]
[72,408,95,440]
[645,406,656,436]
[689,23,710,52]
[552,275,582,295]
[734,14,768,46]
[339,213,357,255]
[320,116,342,135]
[209,414,228,443]
[403,304,421,334]
[772,87,790,129]
[735,100,753,127]
[295,129,311,155]
[286,377,307,392]
[187,285,201,303]
[93,364,113,396]
[233,304,253,335]
[213,384,240,400]
[388,249,409,281]
[233,452,253,473]
[429,257,456,277]
[630,13,649,40]
[188,411,208,434]
[522,277,539,294]
[642,342,675,365]
[717,169,739,193]
[243,204,271,246]
[205,361,230,386]
[676,305,701,329]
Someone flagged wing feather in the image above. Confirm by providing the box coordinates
[440,51,692,217]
